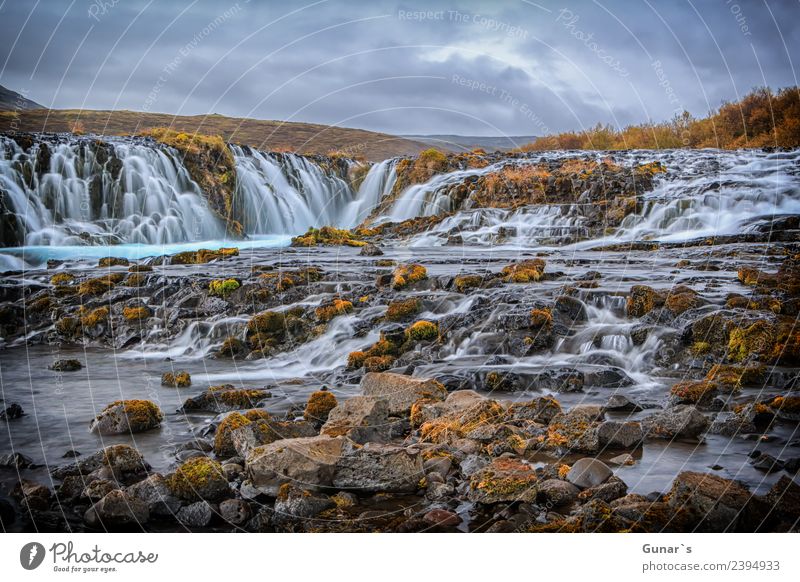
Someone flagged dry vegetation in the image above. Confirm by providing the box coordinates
[0,109,427,161]
[521,86,800,151]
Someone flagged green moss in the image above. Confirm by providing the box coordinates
[50,272,74,285]
[315,299,353,323]
[386,297,422,321]
[304,390,338,424]
[208,278,240,297]
[454,275,484,293]
[391,263,427,290]
[727,320,775,362]
[214,412,251,456]
[405,320,438,341]
[217,336,246,358]
[103,399,163,432]
[290,226,366,247]
[168,456,227,501]
[122,305,151,321]
[501,259,546,283]
[171,247,239,265]
[81,306,109,327]
[98,257,129,267]
[161,370,191,387]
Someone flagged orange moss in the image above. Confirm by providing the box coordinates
[501,259,546,283]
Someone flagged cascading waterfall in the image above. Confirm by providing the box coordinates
[0,136,225,246]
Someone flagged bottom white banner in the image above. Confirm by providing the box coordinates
[0,533,797,581]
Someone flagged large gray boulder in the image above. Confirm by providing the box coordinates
[84,490,150,528]
[89,400,163,435]
[125,473,182,516]
[332,443,423,493]
[321,396,390,443]
[597,420,644,448]
[230,419,317,457]
[360,372,447,415]
[641,405,708,439]
[245,435,345,496]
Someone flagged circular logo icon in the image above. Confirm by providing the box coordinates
[20,542,46,570]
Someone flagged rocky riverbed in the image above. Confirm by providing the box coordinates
[0,134,799,532]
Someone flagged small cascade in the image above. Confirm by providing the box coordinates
[231,146,359,234]
[340,158,398,227]
[0,136,225,246]
[612,149,800,242]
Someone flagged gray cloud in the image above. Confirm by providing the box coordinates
[0,0,797,136]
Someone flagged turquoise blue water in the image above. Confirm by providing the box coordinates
[0,235,293,270]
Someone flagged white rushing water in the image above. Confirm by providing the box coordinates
[0,137,225,246]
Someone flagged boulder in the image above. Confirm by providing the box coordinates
[566,458,613,489]
[423,508,461,527]
[274,483,334,520]
[84,490,149,528]
[168,457,229,502]
[49,359,82,371]
[360,372,447,415]
[219,498,251,526]
[51,445,149,482]
[181,385,271,413]
[321,396,390,443]
[176,501,215,528]
[641,405,708,439]
[89,400,163,434]
[332,443,423,493]
[667,471,762,532]
[468,457,538,504]
[229,419,317,457]
[597,421,643,448]
[245,435,345,496]
[707,412,757,437]
[125,473,182,516]
[538,479,579,507]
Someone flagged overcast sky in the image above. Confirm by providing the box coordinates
[1,0,798,136]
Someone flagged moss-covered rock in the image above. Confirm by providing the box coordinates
[168,456,229,501]
[391,263,427,289]
[122,305,151,321]
[161,371,191,387]
[81,306,109,327]
[385,297,422,321]
[89,400,163,434]
[98,257,129,267]
[291,226,366,247]
[208,278,240,298]
[626,285,664,317]
[501,259,546,283]
[405,320,438,342]
[181,385,271,413]
[304,390,338,425]
[78,273,124,296]
[468,457,538,504]
[727,320,775,362]
[315,299,353,323]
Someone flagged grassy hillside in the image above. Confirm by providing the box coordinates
[0,84,44,111]
[0,108,427,161]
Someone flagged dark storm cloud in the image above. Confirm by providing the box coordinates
[0,0,798,135]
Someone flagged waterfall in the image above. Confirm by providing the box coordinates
[0,136,225,246]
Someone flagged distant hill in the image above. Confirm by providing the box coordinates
[0,108,428,161]
[403,134,539,152]
[0,85,44,111]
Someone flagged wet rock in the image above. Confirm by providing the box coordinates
[274,483,334,520]
[89,400,163,434]
[245,435,345,496]
[181,385,271,413]
[321,396,391,443]
[423,508,461,527]
[749,452,784,473]
[360,371,447,415]
[596,420,643,448]
[125,473,182,516]
[176,501,215,528]
[641,405,709,439]
[585,367,633,388]
[52,445,149,482]
[49,359,82,371]
[763,476,800,528]
[168,457,229,502]
[0,497,14,527]
[219,498,251,526]
[84,490,149,528]
[542,407,601,453]
[332,443,422,493]
[360,243,383,256]
[423,456,452,479]
[538,479,579,507]
[13,479,52,510]
[468,457,538,504]
[566,458,613,489]
[0,403,24,420]
[82,479,118,501]
[229,419,317,457]
[506,396,562,424]
[578,476,628,503]
[708,411,757,437]
[554,295,587,323]
[0,452,35,469]
[667,471,763,532]
[608,453,636,466]
[605,393,644,412]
